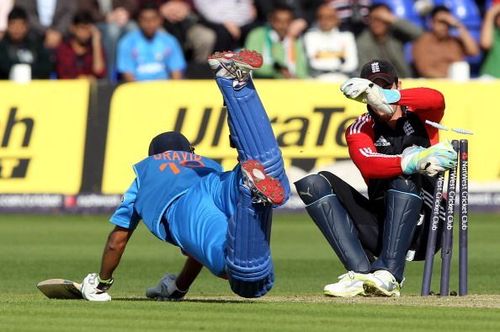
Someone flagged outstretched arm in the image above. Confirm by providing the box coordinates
[99,226,135,280]
[175,256,203,292]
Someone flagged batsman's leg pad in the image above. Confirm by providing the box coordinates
[371,177,423,281]
[216,77,290,200]
[295,174,371,273]
[225,186,274,298]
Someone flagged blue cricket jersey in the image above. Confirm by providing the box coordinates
[110,151,223,241]
[117,29,186,81]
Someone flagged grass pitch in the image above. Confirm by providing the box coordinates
[1,213,500,331]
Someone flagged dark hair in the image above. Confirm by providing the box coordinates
[368,3,392,14]
[72,11,94,25]
[138,2,160,16]
[271,2,295,16]
[430,5,451,19]
[7,6,28,22]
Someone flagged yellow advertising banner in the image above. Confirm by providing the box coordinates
[0,80,89,194]
[103,80,499,194]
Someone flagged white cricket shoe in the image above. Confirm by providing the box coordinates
[323,271,368,297]
[208,49,262,88]
[363,270,401,297]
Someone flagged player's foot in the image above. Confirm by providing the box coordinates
[363,270,401,297]
[241,160,285,205]
[323,271,368,297]
[208,50,263,88]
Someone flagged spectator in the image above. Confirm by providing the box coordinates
[0,0,14,39]
[0,6,52,79]
[480,3,500,78]
[327,0,372,36]
[245,4,309,78]
[117,3,186,81]
[159,0,215,64]
[77,0,138,81]
[16,0,77,49]
[254,0,325,39]
[194,0,258,51]
[356,3,422,78]
[304,4,358,80]
[413,6,479,78]
[55,12,106,79]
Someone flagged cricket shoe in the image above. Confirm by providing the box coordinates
[241,160,285,205]
[363,270,401,297]
[323,271,368,297]
[208,49,263,89]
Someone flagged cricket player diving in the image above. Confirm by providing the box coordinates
[80,50,290,301]
[295,60,457,297]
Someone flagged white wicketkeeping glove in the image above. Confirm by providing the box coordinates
[81,273,112,302]
[340,78,401,116]
[145,273,187,301]
[401,142,458,177]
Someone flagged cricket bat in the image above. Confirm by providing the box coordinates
[37,279,83,299]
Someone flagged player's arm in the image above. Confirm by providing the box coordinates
[175,256,203,292]
[397,88,445,123]
[346,116,403,180]
[81,179,140,301]
[99,225,134,281]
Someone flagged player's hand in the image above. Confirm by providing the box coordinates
[145,273,187,301]
[340,78,400,116]
[81,273,112,302]
[401,142,457,176]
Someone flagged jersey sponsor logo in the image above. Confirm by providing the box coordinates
[374,135,391,147]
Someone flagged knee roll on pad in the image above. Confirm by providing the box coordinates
[225,186,274,296]
[390,176,420,195]
[294,173,333,205]
[216,77,290,198]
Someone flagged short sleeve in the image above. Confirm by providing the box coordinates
[116,34,135,75]
[110,178,141,229]
[165,36,186,73]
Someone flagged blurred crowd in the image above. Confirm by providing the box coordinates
[0,0,499,83]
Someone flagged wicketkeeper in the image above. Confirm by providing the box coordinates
[81,50,290,301]
[295,60,457,297]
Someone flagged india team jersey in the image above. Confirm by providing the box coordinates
[110,151,223,241]
[117,30,186,81]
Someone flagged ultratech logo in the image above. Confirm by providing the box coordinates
[0,107,34,179]
[172,106,355,149]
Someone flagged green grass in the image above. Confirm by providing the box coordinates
[1,213,500,331]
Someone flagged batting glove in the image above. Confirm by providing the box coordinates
[401,142,458,176]
[145,273,187,301]
[81,273,112,302]
[340,78,401,116]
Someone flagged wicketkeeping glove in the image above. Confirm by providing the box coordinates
[81,273,113,302]
[401,142,458,176]
[340,78,401,116]
[145,273,187,301]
